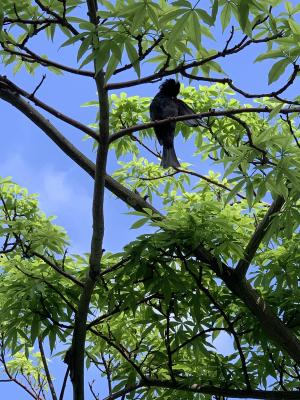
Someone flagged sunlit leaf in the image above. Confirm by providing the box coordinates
[268,58,290,84]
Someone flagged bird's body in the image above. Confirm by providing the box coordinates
[150,79,202,168]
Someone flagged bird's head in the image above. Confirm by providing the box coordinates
[159,79,180,97]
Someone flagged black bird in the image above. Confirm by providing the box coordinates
[150,79,202,168]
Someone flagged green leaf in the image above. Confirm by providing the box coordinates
[105,53,120,82]
[13,60,23,74]
[285,1,293,14]
[220,3,231,32]
[268,59,290,84]
[255,48,298,62]
[237,1,249,33]
[169,12,191,43]
[288,18,300,35]
[196,8,213,26]
[77,36,92,62]
[30,315,40,345]
[131,5,144,33]
[110,41,123,61]
[46,24,56,41]
[160,9,185,24]
[268,16,279,36]
[49,329,56,353]
[125,41,140,77]
[147,4,160,28]
[47,66,64,75]
[0,7,4,32]
[79,21,96,31]
[211,60,225,73]
[188,11,201,49]
[94,42,111,75]
[268,103,283,121]
[246,180,254,208]
[225,180,245,204]
[79,50,97,69]
[201,25,215,40]
[60,32,87,48]
[4,54,16,66]
[130,218,149,229]
[119,2,144,16]
[211,0,219,23]
[256,45,277,58]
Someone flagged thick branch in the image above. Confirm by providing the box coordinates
[236,196,285,276]
[70,2,109,399]
[192,246,300,363]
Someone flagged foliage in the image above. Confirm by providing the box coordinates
[1,0,300,400]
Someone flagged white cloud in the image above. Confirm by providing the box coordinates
[1,153,29,182]
[41,167,72,207]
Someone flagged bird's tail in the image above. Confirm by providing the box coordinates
[161,145,180,169]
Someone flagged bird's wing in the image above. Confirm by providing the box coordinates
[176,99,203,127]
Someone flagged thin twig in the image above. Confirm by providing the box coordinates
[38,337,58,400]
[31,250,84,287]
[30,74,46,99]
[58,367,69,400]
[0,341,41,399]
[182,64,299,102]
[281,115,300,149]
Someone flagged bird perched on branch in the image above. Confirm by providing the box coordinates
[150,79,203,168]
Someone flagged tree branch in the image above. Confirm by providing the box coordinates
[70,1,110,399]
[58,367,69,400]
[38,337,58,400]
[180,253,251,389]
[181,63,300,101]
[0,340,41,399]
[226,114,269,160]
[109,105,300,143]
[31,250,84,287]
[192,245,300,363]
[281,115,300,149]
[103,378,300,400]
[235,196,285,277]
[4,45,93,77]
[34,0,80,36]
[114,34,164,75]
[106,31,283,90]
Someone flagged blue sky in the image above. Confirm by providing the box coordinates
[1,1,300,398]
